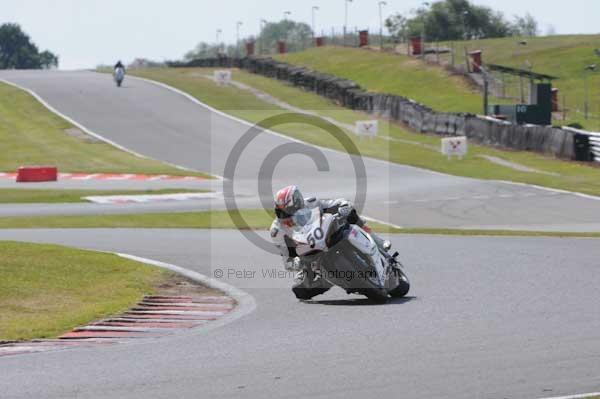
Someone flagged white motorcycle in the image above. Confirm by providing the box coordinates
[114,67,125,87]
[288,207,410,303]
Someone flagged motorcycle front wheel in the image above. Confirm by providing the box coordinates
[389,268,410,298]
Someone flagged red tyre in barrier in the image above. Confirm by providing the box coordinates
[16,166,58,182]
[359,30,369,47]
[410,37,422,55]
[469,50,483,73]
[277,41,286,54]
[245,41,255,56]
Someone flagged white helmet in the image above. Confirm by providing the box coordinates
[274,185,304,220]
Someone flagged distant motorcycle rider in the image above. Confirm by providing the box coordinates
[114,60,125,72]
[270,185,391,300]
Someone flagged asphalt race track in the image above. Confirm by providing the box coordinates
[0,70,599,398]
[0,229,599,399]
[2,70,600,230]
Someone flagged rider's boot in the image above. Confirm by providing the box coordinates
[291,269,332,300]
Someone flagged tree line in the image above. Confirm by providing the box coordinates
[182,0,539,61]
[183,20,312,60]
[0,23,59,69]
[385,0,538,42]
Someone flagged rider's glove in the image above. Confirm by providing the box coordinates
[270,226,279,238]
[338,204,351,219]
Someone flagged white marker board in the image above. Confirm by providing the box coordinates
[214,70,232,85]
[355,120,378,137]
[441,136,468,159]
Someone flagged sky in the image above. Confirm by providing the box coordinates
[3,0,599,70]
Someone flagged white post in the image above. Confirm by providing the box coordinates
[236,22,243,57]
[312,6,319,40]
[379,1,387,49]
[259,20,267,55]
[344,0,353,46]
[216,29,222,54]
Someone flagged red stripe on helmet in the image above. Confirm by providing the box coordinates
[275,185,294,209]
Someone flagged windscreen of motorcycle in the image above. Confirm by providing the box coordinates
[291,208,314,228]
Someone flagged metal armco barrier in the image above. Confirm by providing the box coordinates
[171,56,600,162]
[564,127,600,162]
[590,134,600,162]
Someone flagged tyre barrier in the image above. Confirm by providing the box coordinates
[16,166,58,182]
[171,56,596,161]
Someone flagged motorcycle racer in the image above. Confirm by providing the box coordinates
[270,185,391,300]
[114,60,125,72]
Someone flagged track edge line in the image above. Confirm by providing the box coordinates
[536,391,600,399]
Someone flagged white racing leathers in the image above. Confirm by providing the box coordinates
[270,198,389,299]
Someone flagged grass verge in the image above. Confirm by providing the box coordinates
[0,80,211,177]
[0,241,169,341]
[0,209,598,238]
[276,38,600,128]
[277,45,490,114]
[0,188,208,204]
[0,209,273,229]
[130,67,600,197]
